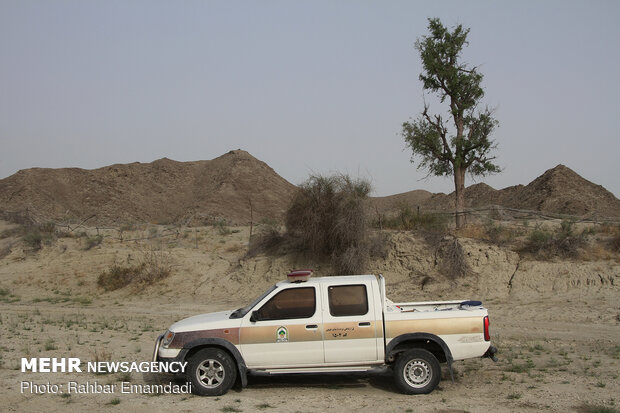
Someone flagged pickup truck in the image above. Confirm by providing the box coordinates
[153,271,497,396]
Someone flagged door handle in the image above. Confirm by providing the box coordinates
[358,322,371,327]
[305,324,318,329]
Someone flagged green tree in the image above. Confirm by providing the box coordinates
[402,18,500,229]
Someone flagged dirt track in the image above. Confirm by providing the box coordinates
[1,291,618,412]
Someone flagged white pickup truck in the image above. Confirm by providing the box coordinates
[153,271,497,396]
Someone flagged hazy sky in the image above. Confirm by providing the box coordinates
[1,0,619,197]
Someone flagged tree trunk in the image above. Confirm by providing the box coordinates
[454,166,466,229]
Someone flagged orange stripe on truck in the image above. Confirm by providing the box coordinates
[385,317,482,338]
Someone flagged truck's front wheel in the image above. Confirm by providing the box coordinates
[394,349,441,394]
[187,348,237,396]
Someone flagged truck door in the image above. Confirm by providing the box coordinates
[240,285,324,368]
[322,281,379,363]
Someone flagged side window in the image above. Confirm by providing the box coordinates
[328,285,368,317]
[257,287,315,321]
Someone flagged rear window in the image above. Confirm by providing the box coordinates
[328,284,368,317]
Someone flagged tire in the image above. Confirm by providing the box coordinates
[187,348,237,396]
[393,349,441,394]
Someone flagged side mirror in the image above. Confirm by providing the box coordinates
[250,311,259,323]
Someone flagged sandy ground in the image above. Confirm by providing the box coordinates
[0,222,618,412]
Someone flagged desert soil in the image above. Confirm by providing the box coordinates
[0,222,618,412]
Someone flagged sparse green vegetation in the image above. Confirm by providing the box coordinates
[0,288,20,303]
[521,220,588,259]
[528,343,545,353]
[505,358,535,373]
[83,234,103,250]
[23,229,43,250]
[107,397,121,405]
[215,220,232,235]
[376,204,448,232]
[72,296,92,306]
[214,220,240,235]
[220,407,242,413]
[483,221,517,245]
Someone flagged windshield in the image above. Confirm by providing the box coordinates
[229,284,278,319]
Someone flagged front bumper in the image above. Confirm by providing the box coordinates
[152,334,183,362]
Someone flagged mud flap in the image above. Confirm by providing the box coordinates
[483,346,498,362]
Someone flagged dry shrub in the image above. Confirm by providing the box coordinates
[247,228,285,257]
[246,218,286,257]
[456,221,517,246]
[91,347,112,363]
[225,244,244,253]
[421,229,446,249]
[90,348,113,374]
[583,242,613,261]
[2,221,58,251]
[22,229,43,250]
[368,232,390,259]
[610,232,620,253]
[136,247,172,283]
[483,221,516,245]
[55,229,74,238]
[333,246,368,275]
[83,234,103,250]
[0,244,11,259]
[97,247,172,291]
[97,264,144,291]
[598,223,620,234]
[286,174,371,274]
[39,222,56,234]
[599,224,620,253]
[438,237,471,279]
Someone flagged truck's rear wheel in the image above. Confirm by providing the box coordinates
[187,348,237,396]
[394,349,441,394]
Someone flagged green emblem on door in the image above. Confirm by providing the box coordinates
[276,326,288,342]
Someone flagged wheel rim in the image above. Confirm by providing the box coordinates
[403,359,432,388]
[196,359,225,388]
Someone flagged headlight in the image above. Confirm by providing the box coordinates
[162,330,175,348]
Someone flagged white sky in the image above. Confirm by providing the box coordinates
[1,0,619,197]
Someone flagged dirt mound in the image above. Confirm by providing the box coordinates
[374,165,620,218]
[423,182,504,211]
[503,164,620,217]
[0,150,297,225]
[369,189,433,215]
